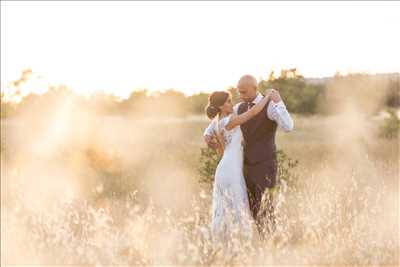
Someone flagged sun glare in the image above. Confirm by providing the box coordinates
[1,1,399,98]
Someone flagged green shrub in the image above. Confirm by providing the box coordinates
[379,109,400,139]
[198,148,298,191]
[198,147,222,185]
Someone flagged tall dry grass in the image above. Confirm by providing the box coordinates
[1,90,398,265]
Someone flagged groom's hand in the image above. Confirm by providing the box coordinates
[204,134,219,150]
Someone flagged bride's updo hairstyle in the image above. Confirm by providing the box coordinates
[206,91,229,119]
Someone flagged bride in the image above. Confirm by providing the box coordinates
[205,90,271,244]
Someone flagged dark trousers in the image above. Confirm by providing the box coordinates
[244,165,277,239]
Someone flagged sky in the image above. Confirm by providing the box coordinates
[1,1,400,98]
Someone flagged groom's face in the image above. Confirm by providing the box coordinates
[237,84,257,102]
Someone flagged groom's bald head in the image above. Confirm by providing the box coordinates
[237,75,258,102]
[238,75,257,88]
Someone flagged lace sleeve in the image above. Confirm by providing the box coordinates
[221,114,234,131]
[203,119,216,136]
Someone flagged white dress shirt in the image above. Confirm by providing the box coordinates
[203,92,294,136]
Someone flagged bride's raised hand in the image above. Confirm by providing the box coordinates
[225,90,273,130]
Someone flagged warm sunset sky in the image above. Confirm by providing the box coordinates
[1,1,400,98]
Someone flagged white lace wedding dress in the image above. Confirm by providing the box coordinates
[211,114,253,243]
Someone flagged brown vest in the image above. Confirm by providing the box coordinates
[238,99,278,165]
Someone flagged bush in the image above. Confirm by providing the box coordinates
[198,147,298,191]
[385,78,400,107]
[198,147,222,185]
[379,109,400,139]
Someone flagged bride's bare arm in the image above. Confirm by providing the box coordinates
[225,92,271,130]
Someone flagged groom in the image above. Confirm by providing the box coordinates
[204,75,294,239]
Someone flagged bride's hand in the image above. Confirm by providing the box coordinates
[205,134,219,150]
[267,88,281,102]
[265,88,273,98]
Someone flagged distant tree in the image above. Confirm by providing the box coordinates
[259,70,324,114]
[154,89,190,116]
[268,70,276,81]
[188,92,209,114]
[127,89,149,102]
[227,86,239,103]
[89,91,121,115]
[121,89,150,115]
[3,68,397,118]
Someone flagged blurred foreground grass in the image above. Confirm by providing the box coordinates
[1,114,398,265]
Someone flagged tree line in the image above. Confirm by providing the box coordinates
[1,69,399,118]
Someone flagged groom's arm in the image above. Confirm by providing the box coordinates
[266,90,294,132]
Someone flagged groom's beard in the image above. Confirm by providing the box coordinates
[247,93,258,103]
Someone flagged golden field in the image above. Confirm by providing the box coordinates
[1,107,398,265]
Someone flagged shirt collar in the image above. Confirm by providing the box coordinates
[251,92,263,104]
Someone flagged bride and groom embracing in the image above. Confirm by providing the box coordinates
[203,75,294,244]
